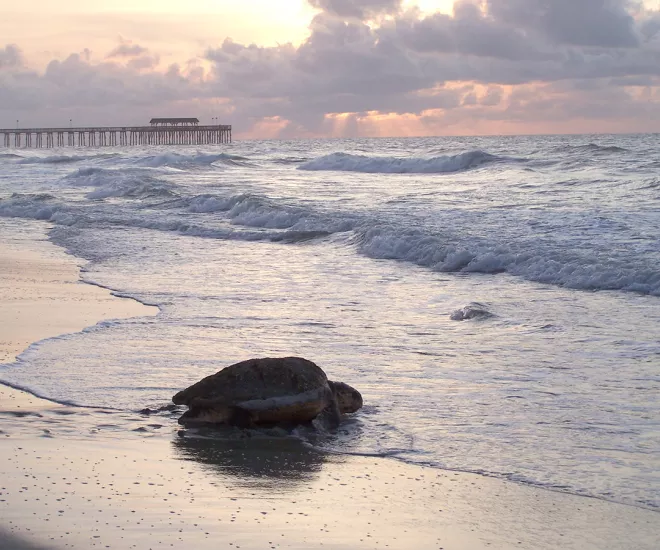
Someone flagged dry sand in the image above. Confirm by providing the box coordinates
[1,221,659,550]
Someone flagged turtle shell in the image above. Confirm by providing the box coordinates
[173,357,334,426]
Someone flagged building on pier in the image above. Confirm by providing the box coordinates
[0,119,230,148]
[150,118,199,127]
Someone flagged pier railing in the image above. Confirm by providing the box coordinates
[0,125,232,148]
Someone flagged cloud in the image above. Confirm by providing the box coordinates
[308,0,402,20]
[1,1,660,136]
[487,0,640,48]
[105,40,160,71]
[0,44,23,69]
[640,12,660,41]
[382,3,554,61]
[203,1,660,124]
[0,51,207,122]
[107,42,149,59]
[127,55,160,70]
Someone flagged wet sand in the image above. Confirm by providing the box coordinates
[0,529,52,550]
[1,222,659,549]
[0,221,155,366]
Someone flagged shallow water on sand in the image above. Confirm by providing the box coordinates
[0,134,659,510]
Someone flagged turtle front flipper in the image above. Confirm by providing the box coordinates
[235,387,328,426]
[177,399,233,426]
[312,398,341,431]
[228,406,257,429]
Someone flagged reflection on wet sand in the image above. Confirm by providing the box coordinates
[2,392,658,550]
[172,431,329,490]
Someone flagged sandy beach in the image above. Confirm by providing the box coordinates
[1,223,659,550]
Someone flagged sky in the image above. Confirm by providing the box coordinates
[1,0,659,138]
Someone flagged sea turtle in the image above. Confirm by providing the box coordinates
[172,357,363,429]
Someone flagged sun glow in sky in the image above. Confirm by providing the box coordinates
[1,0,456,66]
[1,1,314,67]
[2,0,452,15]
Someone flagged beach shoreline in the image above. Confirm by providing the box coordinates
[0,221,159,548]
[1,221,659,550]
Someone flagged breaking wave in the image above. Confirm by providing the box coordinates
[272,156,310,164]
[0,193,338,246]
[1,179,658,297]
[1,189,659,296]
[86,181,176,200]
[16,153,118,165]
[134,152,250,169]
[10,192,56,202]
[63,167,177,199]
[554,143,629,155]
[298,150,502,174]
[185,193,253,213]
[200,193,357,234]
[356,226,660,296]
[181,193,357,234]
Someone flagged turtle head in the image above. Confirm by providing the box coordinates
[329,381,363,414]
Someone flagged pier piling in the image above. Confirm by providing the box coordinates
[0,121,232,149]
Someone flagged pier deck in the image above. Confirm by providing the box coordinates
[0,124,231,148]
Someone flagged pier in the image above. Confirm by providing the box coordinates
[0,118,231,148]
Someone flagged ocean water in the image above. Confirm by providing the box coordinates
[0,135,658,511]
